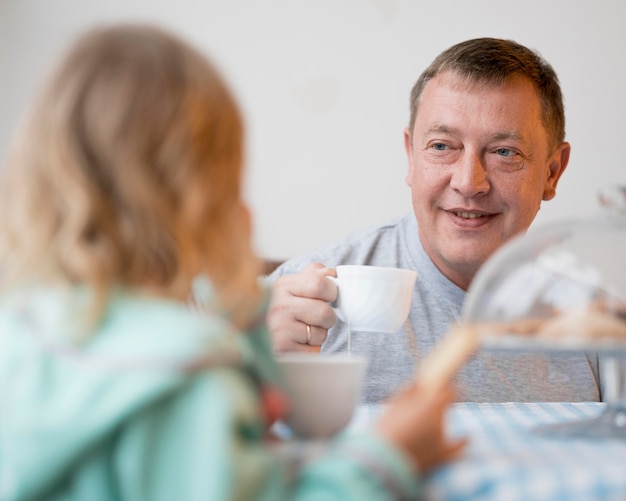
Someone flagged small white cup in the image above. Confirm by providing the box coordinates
[276,353,367,439]
[329,265,417,333]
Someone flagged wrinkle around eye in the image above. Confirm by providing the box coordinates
[488,156,525,172]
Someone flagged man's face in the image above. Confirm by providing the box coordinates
[404,72,570,290]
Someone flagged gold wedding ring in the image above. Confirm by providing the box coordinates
[306,324,312,344]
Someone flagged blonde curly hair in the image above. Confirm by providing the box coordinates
[0,24,262,326]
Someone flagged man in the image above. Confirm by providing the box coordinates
[267,38,601,404]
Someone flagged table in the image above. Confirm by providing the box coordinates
[351,402,626,500]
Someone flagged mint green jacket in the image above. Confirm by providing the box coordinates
[0,285,420,500]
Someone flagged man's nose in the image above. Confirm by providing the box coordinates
[450,152,490,197]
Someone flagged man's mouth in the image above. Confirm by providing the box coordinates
[453,211,487,219]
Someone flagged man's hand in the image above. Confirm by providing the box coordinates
[268,263,338,353]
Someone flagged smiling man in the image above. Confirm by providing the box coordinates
[267,38,601,404]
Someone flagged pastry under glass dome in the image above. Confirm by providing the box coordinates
[462,186,626,438]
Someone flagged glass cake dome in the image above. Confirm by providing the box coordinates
[461,186,626,438]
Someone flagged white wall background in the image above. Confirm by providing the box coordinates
[1,0,625,261]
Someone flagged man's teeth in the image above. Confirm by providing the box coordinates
[454,211,485,219]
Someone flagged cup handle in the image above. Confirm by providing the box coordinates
[326,276,346,322]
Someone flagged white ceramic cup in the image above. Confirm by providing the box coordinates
[328,265,417,333]
[275,353,367,439]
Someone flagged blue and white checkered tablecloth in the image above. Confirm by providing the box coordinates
[353,402,626,501]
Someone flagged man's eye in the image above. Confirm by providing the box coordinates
[432,143,448,151]
[495,148,516,157]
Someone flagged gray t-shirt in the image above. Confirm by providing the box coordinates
[269,213,601,404]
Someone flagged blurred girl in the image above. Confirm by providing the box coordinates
[0,24,463,501]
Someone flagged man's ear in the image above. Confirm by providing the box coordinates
[543,142,571,201]
[404,127,414,187]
